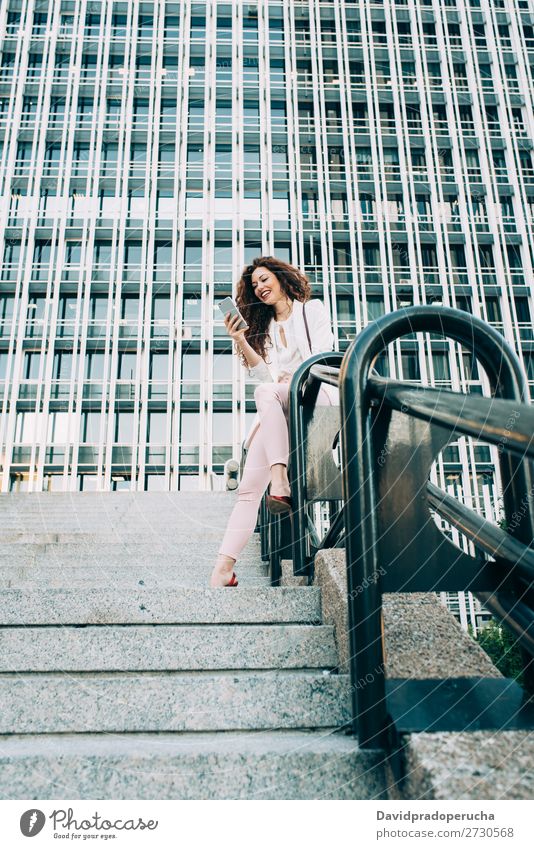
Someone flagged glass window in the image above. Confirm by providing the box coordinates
[213,353,232,381]
[94,242,113,264]
[149,353,168,381]
[147,412,167,443]
[184,243,202,266]
[15,411,38,443]
[90,296,108,320]
[81,412,101,442]
[114,412,134,442]
[120,295,140,319]
[1,294,15,320]
[181,352,200,380]
[78,474,99,491]
[85,352,105,380]
[432,353,451,381]
[187,143,204,164]
[213,412,233,443]
[336,295,355,322]
[159,144,175,162]
[179,474,199,490]
[117,352,137,379]
[183,297,201,322]
[367,296,385,321]
[3,241,21,264]
[152,297,171,321]
[47,412,69,442]
[524,352,534,381]
[514,297,531,323]
[53,352,72,380]
[180,411,200,443]
[145,474,167,491]
[485,297,501,323]
[401,354,421,381]
[65,242,82,264]
[154,243,172,265]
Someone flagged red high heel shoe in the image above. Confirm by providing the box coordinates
[226,572,238,587]
[266,486,293,515]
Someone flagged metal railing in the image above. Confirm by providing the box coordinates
[253,351,344,585]
[250,305,534,754]
[339,306,534,749]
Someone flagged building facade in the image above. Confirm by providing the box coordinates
[0,0,532,504]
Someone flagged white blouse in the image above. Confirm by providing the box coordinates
[272,314,303,381]
[246,299,335,384]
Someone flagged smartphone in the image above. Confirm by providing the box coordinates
[218,297,249,331]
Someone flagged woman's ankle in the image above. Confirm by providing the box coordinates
[214,555,236,572]
[269,475,291,498]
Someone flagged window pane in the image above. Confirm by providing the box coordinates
[147,412,167,443]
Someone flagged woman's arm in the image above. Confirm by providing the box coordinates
[224,311,273,382]
[236,335,262,369]
[236,337,273,382]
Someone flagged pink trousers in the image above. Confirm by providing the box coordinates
[218,380,335,562]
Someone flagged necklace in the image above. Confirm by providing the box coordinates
[275,300,294,322]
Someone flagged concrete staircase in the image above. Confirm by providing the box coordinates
[0,492,386,799]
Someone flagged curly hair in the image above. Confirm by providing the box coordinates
[234,256,312,368]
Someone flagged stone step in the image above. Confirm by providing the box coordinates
[0,586,322,625]
[0,731,386,800]
[0,547,264,572]
[0,624,337,672]
[0,497,254,541]
[0,530,249,544]
[0,541,261,564]
[0,491,234,505]
[0,570,270,588]
[0,492,243,525]
[0,671,351,733]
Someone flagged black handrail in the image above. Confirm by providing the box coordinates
[288,352,344,577]
[339,306,534,748]
[248,305,534,755]
[253,351,344,584]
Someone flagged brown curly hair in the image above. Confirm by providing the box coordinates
[234,256,312,368]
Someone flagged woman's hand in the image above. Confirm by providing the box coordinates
[224,312,248,343]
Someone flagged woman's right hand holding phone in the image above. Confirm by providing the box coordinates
[224,312,248,342]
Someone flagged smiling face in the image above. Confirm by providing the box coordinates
[251,266,287,306]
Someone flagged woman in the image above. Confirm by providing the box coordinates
[210,256,339,587]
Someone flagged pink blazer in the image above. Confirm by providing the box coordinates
[243,298,340,451]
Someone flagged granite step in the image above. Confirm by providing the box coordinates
[0,670,351,734]
[0,568,270,587]
[0,624,337,672]
[0,530,248,544]
[0,542,262,566]
[0,491,381,800]
[0,586,322,625]
[0,731,387,800]
[0,493,245,528]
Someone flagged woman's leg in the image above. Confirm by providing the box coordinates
[254,382,292,498]
[210,422,272,586]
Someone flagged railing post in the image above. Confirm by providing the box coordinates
[340,365,388,747]
[288,353,343,578]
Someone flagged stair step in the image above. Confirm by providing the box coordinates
[0,531,244,544]
[0,624,337,672]
[0,671,351,733]
[0,541,261,560]
[0,492,246,531]
[0,731,386,800]
[0,586,322,625]
[0,569,270,587]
